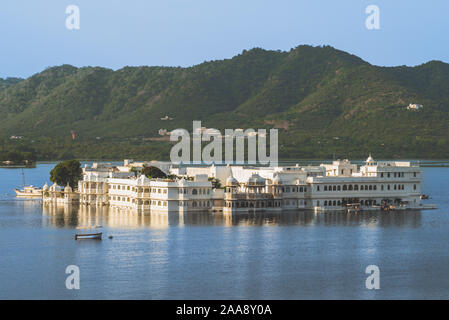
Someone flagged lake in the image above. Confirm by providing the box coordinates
[0,163,448,299]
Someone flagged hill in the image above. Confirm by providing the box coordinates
[1,45,449,160]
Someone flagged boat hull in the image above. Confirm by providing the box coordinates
[75,232,102,240]
[14,188,42,198]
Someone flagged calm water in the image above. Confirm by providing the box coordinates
[1,163,449,299]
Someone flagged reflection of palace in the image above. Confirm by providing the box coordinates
[43,156,426,213]
[41,203,422,229]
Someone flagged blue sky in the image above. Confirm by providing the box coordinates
[1,0,448,78]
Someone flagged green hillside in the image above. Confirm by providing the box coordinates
[0,77,23,92]
[1,45,449,161]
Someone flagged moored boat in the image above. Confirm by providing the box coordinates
[75,225,103,240]
[14,168,43,198]
[14,185,42,198]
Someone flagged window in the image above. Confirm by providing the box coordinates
[414,184,416,190]
[192,189,198,195]
[317,186,320,191]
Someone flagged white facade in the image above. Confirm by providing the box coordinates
[72,157,425,213]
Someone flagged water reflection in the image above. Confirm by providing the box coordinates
[42,203,422,229]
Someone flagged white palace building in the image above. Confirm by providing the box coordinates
[43,156,429,213]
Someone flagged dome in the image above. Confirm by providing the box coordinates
[42,183,49,191]
[366,154,374,164]
[50,183,62,192]
[248,173,266,185]
[226,175,239,186]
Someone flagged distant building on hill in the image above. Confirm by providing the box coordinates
[407,104,423,111]
[161,115,173,120]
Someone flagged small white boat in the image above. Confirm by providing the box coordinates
[75,225,103,240]
[14,185,43,198]
[14,168,43,198]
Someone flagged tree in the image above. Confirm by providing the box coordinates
[130,166,141,177]
[208,177,222,189]
[141,165,167,179]
[50,160,82,188]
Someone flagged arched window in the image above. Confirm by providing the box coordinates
[343,185,347,191]
[337,185,341,191]
[192,189,198,195]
